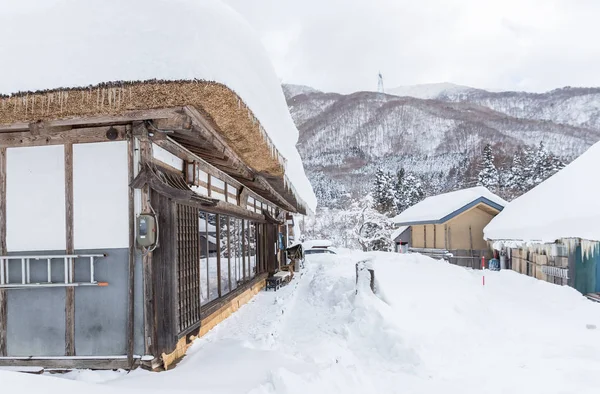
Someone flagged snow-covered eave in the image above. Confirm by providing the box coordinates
[487,237,600,258]
[0,79,314,214]
[394,197,504,226]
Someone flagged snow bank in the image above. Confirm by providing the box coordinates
[369,252,600,394]
[485,141,600,244]
[0,0,316,212]
[4,251,600,393]
[392,186,506,224]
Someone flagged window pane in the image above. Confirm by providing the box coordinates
[236,218,244,284]
[207,213,219,303]
[199,212,208,306]
[229,217,239,291]
[219,215,230,296]
[245,220,251,279]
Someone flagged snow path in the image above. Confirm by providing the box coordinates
[3,251,600,393]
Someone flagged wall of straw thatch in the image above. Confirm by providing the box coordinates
[0,80,284,176]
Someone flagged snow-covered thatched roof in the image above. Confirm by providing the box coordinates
[392,186,506,225]
[0,0,316,213]
[485,141,600,244]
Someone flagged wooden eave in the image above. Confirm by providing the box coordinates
[0,106,304,214]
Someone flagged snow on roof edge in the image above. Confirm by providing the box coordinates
[0,0,317,213]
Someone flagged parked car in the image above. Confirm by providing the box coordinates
[303,240,337,255]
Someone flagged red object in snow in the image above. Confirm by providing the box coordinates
[482,256,485,286]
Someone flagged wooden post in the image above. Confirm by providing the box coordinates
[135,123,155,359]
[0,147,7,356]
[433,225,437,249]
[468,225,474,268]
[127,134,136,366]
[447,226,452,250]
[64,143,75,356]
[423,226,427,249]
[444,224,448,249]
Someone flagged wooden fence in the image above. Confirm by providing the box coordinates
[410,248,492,270]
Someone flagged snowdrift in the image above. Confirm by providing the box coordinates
[3,251,600,393]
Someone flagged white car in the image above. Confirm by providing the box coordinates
[302,240,337,255]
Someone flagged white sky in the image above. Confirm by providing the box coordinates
[223,0,600,93]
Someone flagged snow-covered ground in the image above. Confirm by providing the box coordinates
[3,251,600,393]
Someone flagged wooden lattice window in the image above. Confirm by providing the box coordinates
[176,203,201,333]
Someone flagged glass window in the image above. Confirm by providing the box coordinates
[229,217,240,290]
[236,218,244,284]
[219,215,231,296]
[249,222,257,278]
[207,213,219,303]
[199,212,208,306]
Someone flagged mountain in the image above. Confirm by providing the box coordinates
[285,84,600,206]
[387,82,478,100]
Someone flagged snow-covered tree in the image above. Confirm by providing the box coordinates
[372,168,396,216]
[477,144,499,191]
[394,168,424,213]
[355,195,393,252]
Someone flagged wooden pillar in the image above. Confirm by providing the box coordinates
[64,143,75,356]
[0,147,7,356]
[433,225,437,249]
[127,132,136,366]
[444,224,448,249]
[424,226,427,249]
[134,122,155,359]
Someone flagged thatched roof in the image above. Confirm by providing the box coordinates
[0,80,284,177]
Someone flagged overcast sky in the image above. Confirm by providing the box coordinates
[224,0,600,94]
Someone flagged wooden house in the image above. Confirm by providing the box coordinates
[392,187,506,267]
[484,142,600,298]
[0,1,315,371]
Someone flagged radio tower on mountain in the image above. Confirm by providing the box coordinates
[377,72,385,94]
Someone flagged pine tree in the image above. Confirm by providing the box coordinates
[393,167,424,213]
[372,168,396,216]
[509,154,526,192]
[477,144,499,191]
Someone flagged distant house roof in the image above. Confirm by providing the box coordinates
[485,141,600,244]
[392,186,507,226]
[391,226,410,242]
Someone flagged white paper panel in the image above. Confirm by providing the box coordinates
[73,141,129,249]
[6,145,66,252]
[152,143,183,171]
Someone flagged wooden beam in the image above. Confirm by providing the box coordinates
[0,125,127,148]
[0,147,6,357]
[0,107,184,133]
[64,143,75,356]
[0,357,140,370]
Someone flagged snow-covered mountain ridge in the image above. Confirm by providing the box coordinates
[284,84,600,204]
